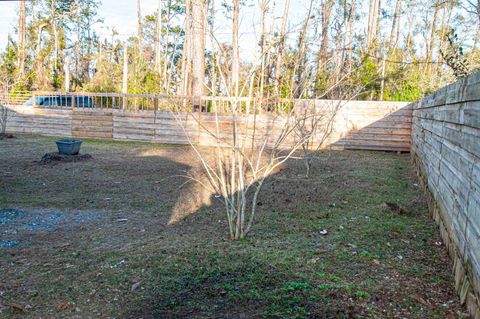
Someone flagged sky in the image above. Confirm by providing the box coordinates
[0,0,474,61]
[0,0,310,61]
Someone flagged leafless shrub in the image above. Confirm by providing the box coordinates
[167,33,355,239]
[0,92,8,135]
[293,100,338,178]
[167,85,330,240]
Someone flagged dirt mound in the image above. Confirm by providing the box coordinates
[0,133,14,140]
[380,202,408,215]
[38,152,93,165]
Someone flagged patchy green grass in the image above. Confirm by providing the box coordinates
[0,135,467,318]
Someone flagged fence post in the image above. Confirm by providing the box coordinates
[154,96,158,112]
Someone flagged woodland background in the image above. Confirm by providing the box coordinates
[0,0,479,101]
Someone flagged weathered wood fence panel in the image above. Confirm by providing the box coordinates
[72,109,113,139]
[113,110,156,141]
[334,101,412,151]
[6,107,71,137]
[411,72,480,319]
[6,100,411,152]
[153,111,199,144]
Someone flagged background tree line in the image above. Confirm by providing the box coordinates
[1,0,479,101]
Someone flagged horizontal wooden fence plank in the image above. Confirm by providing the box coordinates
[6,101,412,152]
[411,72,480,319]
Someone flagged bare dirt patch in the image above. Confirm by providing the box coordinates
[0,208,105,248]
[0,133,14,140]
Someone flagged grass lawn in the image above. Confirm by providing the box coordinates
[0,135,467,318]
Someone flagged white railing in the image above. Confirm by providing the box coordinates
[0,91,33,106]
[12,91,315,114]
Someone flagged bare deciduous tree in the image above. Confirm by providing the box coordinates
[293,100,339,178]
[293,82,365,178]
[169,47,348,239]
[172,101,320,239]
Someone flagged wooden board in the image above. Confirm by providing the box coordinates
[6,102,412,152]
[411,71,480,319]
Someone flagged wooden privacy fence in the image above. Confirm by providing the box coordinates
[411,72,480,318]
[5,93,412,152]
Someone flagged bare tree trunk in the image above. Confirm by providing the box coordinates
[295,0,314,98]
[437,2,448,75]
[389,0,401,51]
[347,0,356,74]
[18,0,26,77]
[394,0,401,49]
[319,0,333,67]
[231,0,240,96]
[265,1,276,91]
[375,0,382,40]
[208,0,217,95]
[51,0,58,77]
[155,0,163,76]
[315,0,333,93]
[405,3,414,53]
[258,0,269,98]
[273,0,290,97]
[164,0,172,92]
[425,0,439,74]
[34,23,48,90]
[380,55,386,100]
[122,43,128,109]
[122,44,128,94]
[367,0,376,48]
[366,0,381,51]
[65,55,70,92]
[76,4,81,84]
[332,10,345,85]
[137,0,143,53]
[191,0,206,98]
[180,0,191,95]
[471,28,480,66]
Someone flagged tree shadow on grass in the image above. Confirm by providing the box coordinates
[118,153,363,319]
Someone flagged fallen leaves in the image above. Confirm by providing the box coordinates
[56,301,70,312]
